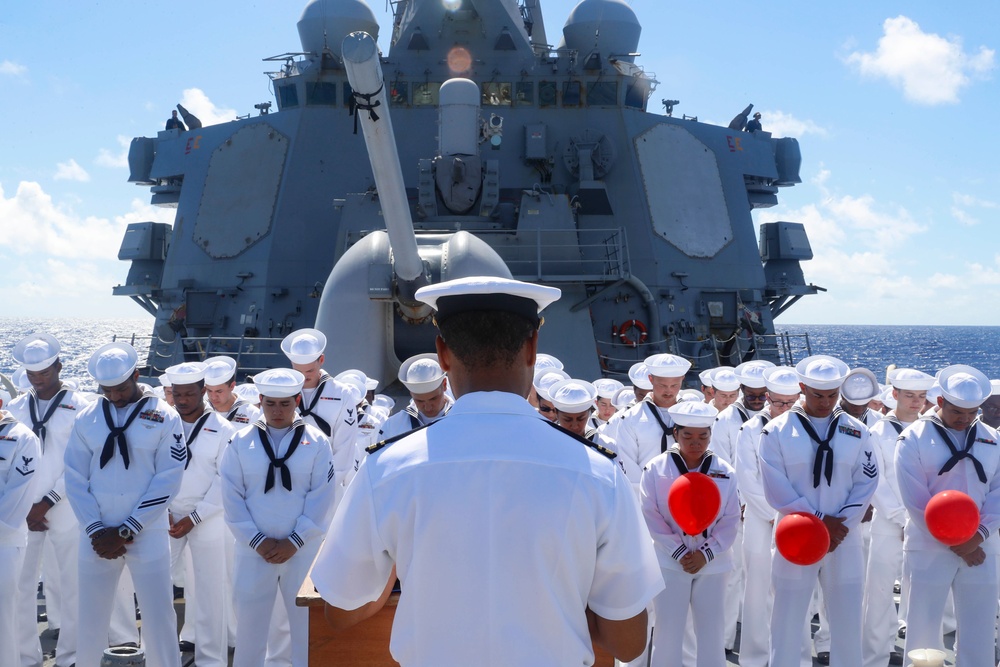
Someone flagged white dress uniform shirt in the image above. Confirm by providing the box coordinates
[895,414,1000,667]
[312,391,663,667]
[607,397,676,489]
[8,387,91,667]
[218,399,262,427]
[0,413,39,667]
[377,397,453,443]
[297,372,360,498]
[712,400,759,468]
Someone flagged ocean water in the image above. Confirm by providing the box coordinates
[2,318,1000,391]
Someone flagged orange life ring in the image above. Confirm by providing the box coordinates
[618,319,648,347]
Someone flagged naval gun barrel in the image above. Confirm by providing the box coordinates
[342,31,425,286]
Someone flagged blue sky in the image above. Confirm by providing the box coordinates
[1,0,997,325]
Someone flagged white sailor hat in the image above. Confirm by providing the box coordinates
[937,364,992,409]
[763,366,800,395]
[629,363,654,390]
[593,378,624,399]
[925,383,942,406]
[281,328,327,365]
[12,368,30,393]
[398,353,447,394]
[535,353,564,372]
[676,388,706,403]
[548,379,598,413]
[88,343,139,387]
[644,353,692,378]
[13,333,61,372]
[795,355,849,390]
[710,368,740,392]
[335,369,370,399]
[879,384,897,410]
[159,374,172,388]
[151,386,166,400]
[164,362,207,387]
[668,400,718,428]
[253,368,305,398]
[734,360,776,389]
[233,382,261,404]
[698,368,715,388]
[613,387,636,410]
[991,380,1000,397]
[372,394,396,412]
[204,356,238,386]
[841,368,880,406]
[415,276,561,326]
[0,387,11,406]
[365,377,379,392]
[533,368,570,401]
[888,368,935,391]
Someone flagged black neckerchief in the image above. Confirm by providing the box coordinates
[732,401,750,424]
[585,427,599,442]
[225,400,248,422]
[791,405,844,488]
[184,412,213,470]
[883,413,904,435]
[0,415,14,459]
[926,414,987,484]
[404,403,421,430]
[28,388,68,452]
[299,374,332,436]
[255,420,306,492]
[100,396,151,469]
[669,449,715,536]
[645,400,673,454]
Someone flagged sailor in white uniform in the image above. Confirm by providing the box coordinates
[547,378,628,476]
[377,354,453,442]
[280,328,360,507]
[699,368,716,403]
[204,356,262,426]
[164,362,236,667]
[759,354,879,667]
[527,353,564,408]
[220,368,336,667]
[708,368,740,413]
[733,366,803,667]
[592,378,624,428]
[313,276,663,665]
[9,333,91,667]
[532,367,569,421]
[0,388,39,667]
[861,368,933,667]
[840,368,883,428]
[896,365,1000,667]
[64,342,185,667]
[710,359,773,652]
[641,401,740,667]
[629,362,653,404]
[607,353,692,491]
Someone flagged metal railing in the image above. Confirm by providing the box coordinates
[115,332,287,378]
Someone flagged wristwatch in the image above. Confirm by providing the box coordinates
[118,525,135,542]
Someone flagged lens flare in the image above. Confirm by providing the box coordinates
[447,47,473,74]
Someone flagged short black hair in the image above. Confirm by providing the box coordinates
[437,310,536,371]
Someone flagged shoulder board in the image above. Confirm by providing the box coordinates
[365,421,434,455]
[545,419,617,460]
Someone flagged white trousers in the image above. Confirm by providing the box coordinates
[1,544,26,667]
[42,534,62,631]
[232,540,320,667]
[904,549,998,667]
[108,567,141,646]
[861,526,904,667]
[770,537,864,667]
[17,503,79,667]
[723,521,743,650]
[740,514,773,667]
[169,515,230,667]
[650,568,728,667]
[78,528,181,667]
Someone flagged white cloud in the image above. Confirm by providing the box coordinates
[178,88,237,127]
[54,159,90,182]
[95,135,132,169]
[758,110,828,138]
[845,16,995,104]
[950,191,998,226]
[0,60,26,77]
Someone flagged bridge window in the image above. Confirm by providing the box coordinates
[538,81,557,107]
[390,81,409,106]
[413,82,441,106]
[306,82,337,106]
[482,82,512,106]
[515,82,533,106]
[587,81,618,106]
[562,80,582,107]
[277,84,299,109]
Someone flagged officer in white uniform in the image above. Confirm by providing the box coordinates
[759,354,879,667]
[607,353,692,491]
[280,328,360,505]
[313,276,664,665]
[0,388,39,667]
[220,368,336,667]
[9,333,91,667]
[164,362,235,667]
[840,368,883,427]
[378,354,453,442]
[204,356,262,426]
[64,342,185,667]
[641,401,740,667]
[733,366,805,667]
[896,365,1000,667]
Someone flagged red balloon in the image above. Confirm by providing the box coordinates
[667,472,722,535]
[925,490,980,546]
[775,513,830,566]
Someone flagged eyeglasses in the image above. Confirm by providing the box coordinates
[538,406,553,413]
[769,399,798,408]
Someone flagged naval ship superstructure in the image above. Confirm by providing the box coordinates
[116,0,818,388]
